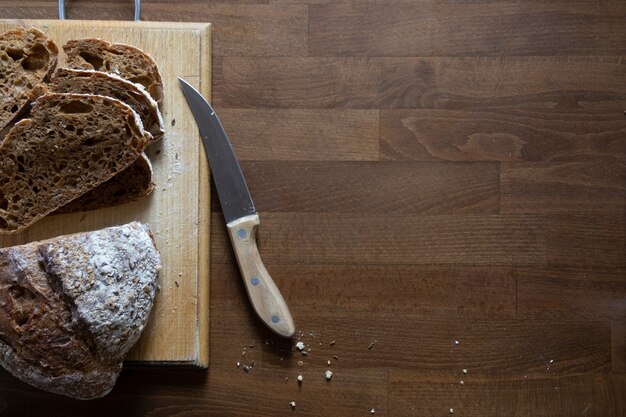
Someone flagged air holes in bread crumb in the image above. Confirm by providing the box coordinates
[59,100,93,114]
[79,51,104,70]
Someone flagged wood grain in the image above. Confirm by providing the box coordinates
[517,266,626,320]
[501,161,626,214]
[211,212,547,266]
[0,0,625,414]
[241,161,499,213]
[390,371,626,417]
[216,56,626,109]
[260,309,611,375]
[308,2,626,56]
[379,109,626,161]
[218,109,379,161]
[547,215,625,268]
[212,262,517,316]
[0,19,211,366]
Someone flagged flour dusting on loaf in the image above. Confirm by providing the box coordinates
[40,222,160,362]
[0,222,160,399]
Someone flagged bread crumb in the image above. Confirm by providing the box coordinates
[549,359,554,364]
[327,360,331,366]
[290,401,296,409]
[325,370,333,381]
[459,380,464,386]
[449,408,454,414]
[462,369,468,374]
[236,362,240,367]
[297,374,303,382]
[330,340,336,346]
[296,341,305,351]
[371,409,375,414]
[454,340,460,345]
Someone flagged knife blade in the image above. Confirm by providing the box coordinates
[178,78,295,338]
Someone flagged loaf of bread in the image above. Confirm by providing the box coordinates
[54,153,154,215]
[0,93,149,233]
[50,68,164,142]
[63,38,163,105]
[0,27,58,132]
[0,222,160,399]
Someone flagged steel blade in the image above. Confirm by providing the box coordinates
[178,78,256,223]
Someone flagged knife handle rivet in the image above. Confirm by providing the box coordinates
[271,315,280,324]
[251,276,260,286]
[237,228,247,239]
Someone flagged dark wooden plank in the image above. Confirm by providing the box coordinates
[308,2,626,56]
[389,371,626,417]
[239,161,499,213]
[144,4,307,56]
[261,310,611,376]
[212,262,517,316]
[218,109,379,161]
[614,322,626,373]
[203,367,388,417]
[217,56,626,109]
[501,161,626,214]
[211,212,547,265]
[0,365,386,417]
[0,4,305,56]
[547,215,626,268]
[379,109,626,162]
[516,266,626,320]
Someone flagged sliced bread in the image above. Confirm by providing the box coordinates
[54,153,154,215]
[0,93,148,234]
[50,68,164,142]
[0,222,160,399]
[0,27,58,131]
[63,38,163,105]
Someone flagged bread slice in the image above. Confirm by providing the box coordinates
[48,69,160,214]
[0,222,160,399]
[54,153,154,215]
[63,38,163,105]
[0,93,148,234]
[50,68,164,142]
[0,27,58,131]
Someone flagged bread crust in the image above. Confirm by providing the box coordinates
[63,38,163,105]
[0,222,160,399]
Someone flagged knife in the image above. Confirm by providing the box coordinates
[178,78,295,338]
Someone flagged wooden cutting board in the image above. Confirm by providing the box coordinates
[0,19,211,367]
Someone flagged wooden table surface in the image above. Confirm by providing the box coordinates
[1,1,625,416]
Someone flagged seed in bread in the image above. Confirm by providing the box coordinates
[50,68,164,142]
[63,38,163,105]
[0,222,160,399]
[0,93,149,234]
[0,27,58,132]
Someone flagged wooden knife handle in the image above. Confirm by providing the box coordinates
[226,214,295,338]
